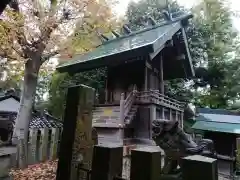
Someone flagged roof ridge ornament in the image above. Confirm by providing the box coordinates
[122,24,132,34]
[162,9,173,21]
[111,30,121,38]
[148,17,157,26]
[100,34,109,42]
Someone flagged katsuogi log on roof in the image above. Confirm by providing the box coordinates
[57,13,194,80]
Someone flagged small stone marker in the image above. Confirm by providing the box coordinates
[130,146,161,180]
[91,144,123,180]
[182,155,218,180]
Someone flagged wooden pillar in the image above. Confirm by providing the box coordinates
[182,155,218,180]
[130,147,161,180]
[144,61,148,91]
[120,93,125,125]
[91,145,123,180]
[105,78,108,103]
[56,85,95,180]
[236,138,240,174]
[169,109,172,121]
[180,112,184,129]
[150,105,156,138]
[49,128,60,160]
[39,128,49,162]
[162,107,165,120]
[28,128,38,165]
[159,55,164,94]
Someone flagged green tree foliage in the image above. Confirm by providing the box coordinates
[126,0,240,108]
[48,68,106,119]
[190,0,239,108]
[0,0,117,168]
[47,1,121,120]
[126,0,185,31]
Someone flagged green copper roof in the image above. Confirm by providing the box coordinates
[57,14,193,74]
[192,121,240,134]
[57,23,180,72]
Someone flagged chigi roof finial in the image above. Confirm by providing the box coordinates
[162,1,173,21]
[100,34,109,41]
[148,17,157,26]
[111,30,121,38]
[122,24,132,34]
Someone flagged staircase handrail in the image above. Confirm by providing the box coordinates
[120,90,137,124]
[124,90,137,117]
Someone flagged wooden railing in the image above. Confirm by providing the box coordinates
[136,90,184,110]
[119,89,184,124]
[120,90,137,124]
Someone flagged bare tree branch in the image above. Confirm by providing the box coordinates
[11,45,24,57]
[41,50,60,62]
[9,0,31,54]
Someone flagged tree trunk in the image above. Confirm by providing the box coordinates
[12,60,40,168]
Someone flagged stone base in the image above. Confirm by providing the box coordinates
[0,146,17,179]
[160,172,182,180]
[182,155,218,180]
[0,175,11,180]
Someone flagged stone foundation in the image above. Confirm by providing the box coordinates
[0,146,17,179]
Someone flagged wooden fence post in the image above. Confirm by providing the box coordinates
[28,128,38,165]
[39,128,49,162]
[49,128,60,160]
[236,138,240,175]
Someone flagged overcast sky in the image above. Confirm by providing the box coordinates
[114,0,240,31]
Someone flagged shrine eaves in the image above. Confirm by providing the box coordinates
[57,13,194,80]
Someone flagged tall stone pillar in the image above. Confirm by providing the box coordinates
[56,85,95,180]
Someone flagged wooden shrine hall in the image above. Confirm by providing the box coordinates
[57,13,195,147]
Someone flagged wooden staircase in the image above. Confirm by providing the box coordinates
[92,89,184,146]
[92,105,138,128]
[124,105,138,125]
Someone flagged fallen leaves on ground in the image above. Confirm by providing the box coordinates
[10,160,58,180]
